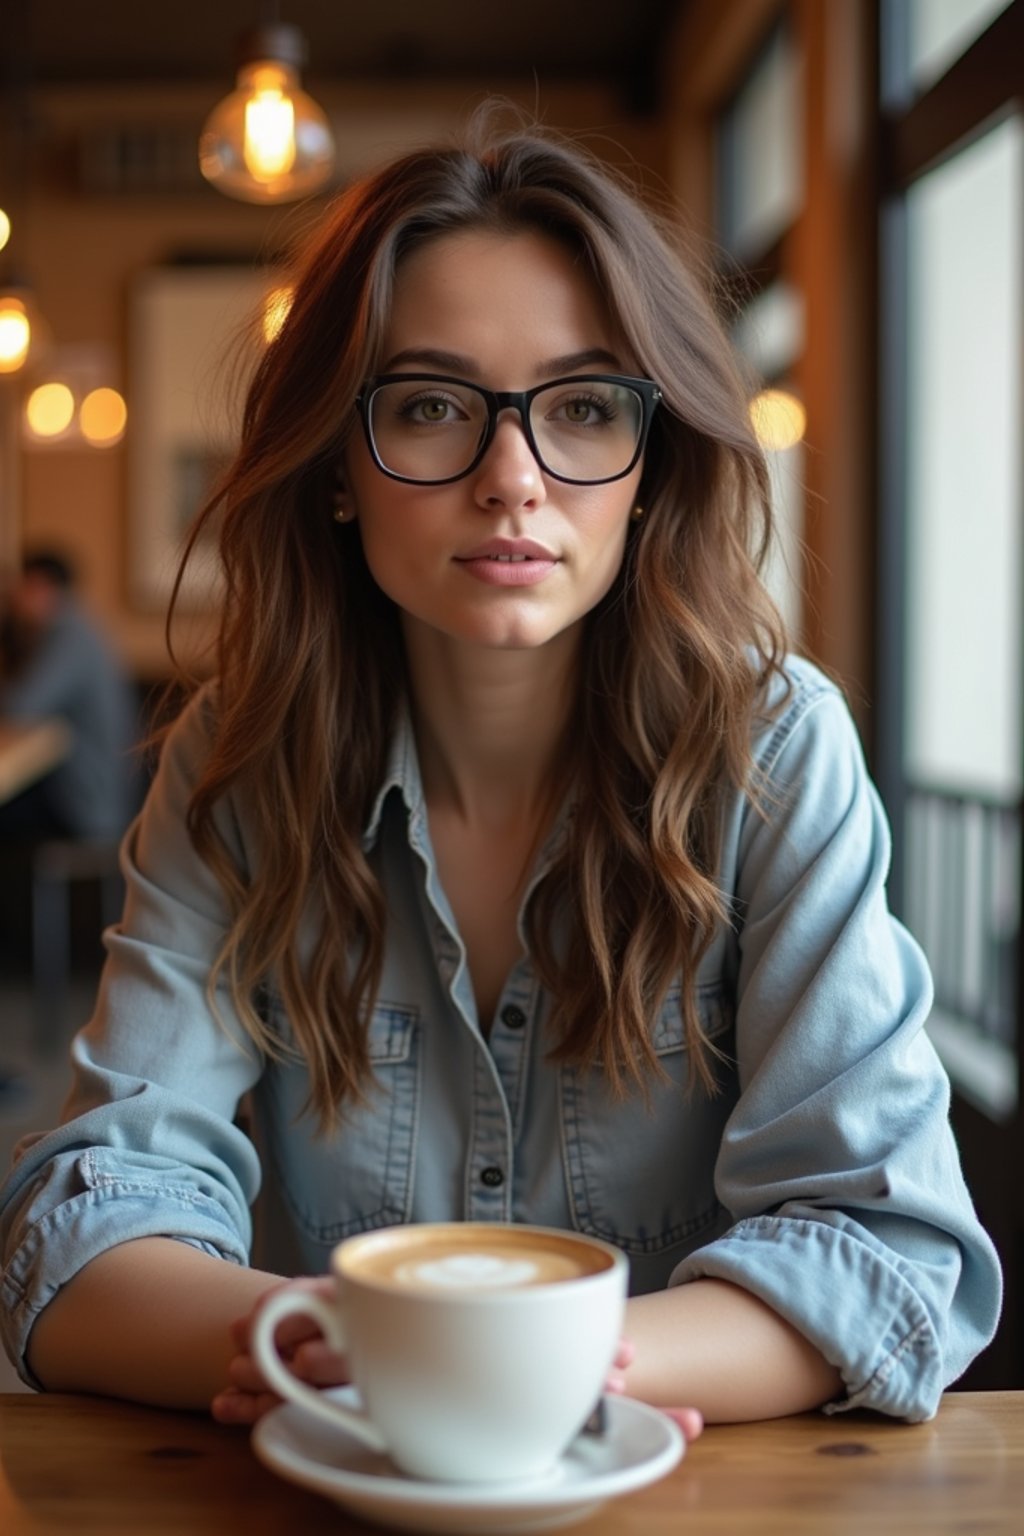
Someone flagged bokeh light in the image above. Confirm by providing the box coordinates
[750,388,807,452]
[79,386,128,446]
[26,381,76,437]
[0,298,31,373]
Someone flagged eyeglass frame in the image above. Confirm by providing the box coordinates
[354,372,663,487]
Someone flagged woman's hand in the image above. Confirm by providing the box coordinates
[607,1339,704,1443]
[211,1295,704,1445]
[211,1276,349,1426]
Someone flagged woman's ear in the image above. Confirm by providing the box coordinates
[332,465,356,523]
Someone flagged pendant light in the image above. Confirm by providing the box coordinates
[199,16,335,204]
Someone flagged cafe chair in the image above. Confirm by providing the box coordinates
[30,837,123,1056]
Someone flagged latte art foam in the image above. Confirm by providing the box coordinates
[394,1254,544,1289]
[345,1230,605,1292]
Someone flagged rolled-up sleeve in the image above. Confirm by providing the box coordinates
[0,690,263,1386]
[670,670,1003,1420]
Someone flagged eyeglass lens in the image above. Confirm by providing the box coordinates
[367,378,645,483]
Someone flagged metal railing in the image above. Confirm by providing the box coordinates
[903,784,1021,1119]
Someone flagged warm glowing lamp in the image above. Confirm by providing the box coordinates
[0,209,11,254]
[0,293,31,373]
[80,386,128,446]
[750,388,807,452]
[199,24,335,204]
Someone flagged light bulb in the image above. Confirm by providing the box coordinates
[0,295,31,373]
[243,68,297,179]
[0,208,11,253]
[199,25,334,205]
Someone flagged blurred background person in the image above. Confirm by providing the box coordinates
[0,548,139,1023]
[0,550,138,847]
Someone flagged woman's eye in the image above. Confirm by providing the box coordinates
[554,394,615,426]
[397,392,468,425]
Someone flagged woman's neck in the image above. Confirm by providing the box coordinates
[402,620,580,831]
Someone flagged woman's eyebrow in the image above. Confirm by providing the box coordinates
[381,347,475,374]
[539,348,623,377]
[379,346,625,379]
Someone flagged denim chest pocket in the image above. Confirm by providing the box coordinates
[263,1000,421,1245]
[560,987,737,1259]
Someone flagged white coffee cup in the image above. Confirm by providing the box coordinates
[252,1221,628,1483]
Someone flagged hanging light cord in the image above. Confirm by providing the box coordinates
[0,2,34,284]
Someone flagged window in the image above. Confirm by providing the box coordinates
[903,0,1013,95]
[878,2,1023,1122]
[716,20,806,639]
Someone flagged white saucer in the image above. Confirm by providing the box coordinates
[252,1387,684,1534]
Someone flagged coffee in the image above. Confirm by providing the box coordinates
[341,1225,607,1292]
[252,1221,628,1483]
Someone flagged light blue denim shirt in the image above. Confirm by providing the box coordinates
[0,656,1002,1415]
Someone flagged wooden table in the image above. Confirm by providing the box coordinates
[0,720,71,805]
[0,1391,1021,1534]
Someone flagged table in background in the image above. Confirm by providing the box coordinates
[0,721,71,805]
[0,1391,1021,1534]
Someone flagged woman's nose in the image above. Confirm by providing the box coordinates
[471,413,547,512]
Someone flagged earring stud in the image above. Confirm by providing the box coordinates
[630,505,644,522]
[332,473,353,522]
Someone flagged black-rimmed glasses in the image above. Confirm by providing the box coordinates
[355,373,662,487]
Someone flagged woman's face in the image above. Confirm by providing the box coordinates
[341,227,643,661]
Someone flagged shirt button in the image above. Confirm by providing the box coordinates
[480,1166,504,1188]
[501,1004,527,1030]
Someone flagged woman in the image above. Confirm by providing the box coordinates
[0,120,1000,1431]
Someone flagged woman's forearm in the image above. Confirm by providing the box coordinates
[624,1278,843,1421]
[26,1237,283,1409]
[28,1246,843,1421]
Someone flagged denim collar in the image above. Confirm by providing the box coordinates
[360,706,575,878]
[361,707,425,852]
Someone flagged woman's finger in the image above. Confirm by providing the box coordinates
[612,1339,636,1371]
[663,1406,704,1443]
[290,1338,351,1386]
[226,1352,272,1393]
[211,1386,282,1426]
[226,1336,349,1390]
[231,1275,336,1351]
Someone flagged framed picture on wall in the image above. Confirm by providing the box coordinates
[128,263,283,611]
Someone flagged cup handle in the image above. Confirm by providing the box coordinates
[251,1286,387,1453]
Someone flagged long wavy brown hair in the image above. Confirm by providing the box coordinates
[172,118,788,1130]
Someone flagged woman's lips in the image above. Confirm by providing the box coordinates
[456,556,557,586]
[454,540,558,586]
